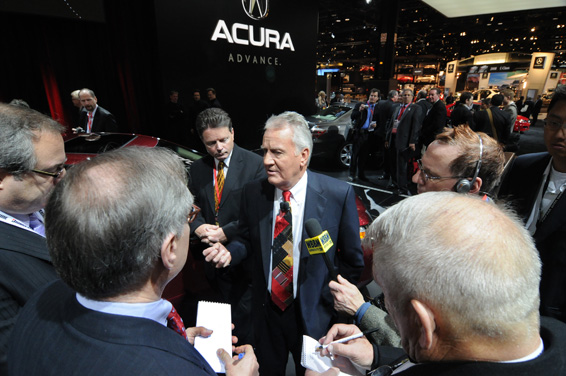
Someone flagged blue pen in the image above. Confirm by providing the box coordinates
[238,353,245,360]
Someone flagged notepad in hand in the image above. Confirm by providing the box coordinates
[194,301,232,373]
[301,335,365,376]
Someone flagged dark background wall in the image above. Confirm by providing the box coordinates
[0,0,318,150]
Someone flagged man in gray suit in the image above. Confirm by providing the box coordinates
[0,103,66,373]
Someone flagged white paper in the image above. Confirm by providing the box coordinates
[301,335,364,376]
[194,301,232,373]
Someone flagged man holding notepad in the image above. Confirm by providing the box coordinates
[8,147,259,376]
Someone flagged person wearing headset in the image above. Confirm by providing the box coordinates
[412,125,504,196]
[329,125,506,349]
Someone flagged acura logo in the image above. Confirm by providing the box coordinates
[242,0,269,20]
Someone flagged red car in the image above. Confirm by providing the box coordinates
[446,102,530,132]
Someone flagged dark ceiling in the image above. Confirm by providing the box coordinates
[317,0,566,69]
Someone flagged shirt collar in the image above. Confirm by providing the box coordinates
[276,170,308,206]
[76,293,172,327]
[215,151,233,169]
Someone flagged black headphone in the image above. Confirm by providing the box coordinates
[454,134,483,194]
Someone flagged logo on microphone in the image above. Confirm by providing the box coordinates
[242,0,269,20]
[305,231,334,255]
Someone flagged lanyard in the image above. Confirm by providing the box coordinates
[0,210,44,235]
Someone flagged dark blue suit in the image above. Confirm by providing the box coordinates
[227,171,364,373]
[8,280,216,376]
[499,152,566,322]
[79,105,118,133]
[0,223,58,374]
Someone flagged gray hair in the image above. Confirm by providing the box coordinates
[70,90,81,100]
[45,146,193,300]
[195,107,233,138]
[388,90,398,99]
[264,111,313,165]
[367,192,541,339]
[0,103,65,178]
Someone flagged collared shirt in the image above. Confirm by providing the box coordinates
[268,171,308,297]
[0,209,45,237]
[76,293,172,327]
[86,105,99,133]
[214,151,232,186]
[362,103,376,129]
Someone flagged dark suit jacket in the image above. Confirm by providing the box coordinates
[421,100,447,146]
[450,102,474,128]
[384,317,566,375]
[79,105,118,133]
[499,152,566,321]
[227,172,364,339]
[351,102,378,131]
[0,223,58,373]
[8,280,216,375]
[473,106,511,144]
[188,144,265,241]
[376,99,396,138]
[386,103,422,150]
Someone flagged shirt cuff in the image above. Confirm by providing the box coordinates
[354,302,371,325]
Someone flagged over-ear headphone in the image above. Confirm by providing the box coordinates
[454,134,483,194]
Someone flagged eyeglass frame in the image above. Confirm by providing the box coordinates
[188,204,201,224]
[416,159,466,182]
[31,165,66,179]
[544,118,566,131]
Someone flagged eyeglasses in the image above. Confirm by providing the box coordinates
[188,205,201,224]
[544,119,566,131]
[416,159,465,182]
[31,165,66,179]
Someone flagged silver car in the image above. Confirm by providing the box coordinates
[306,102,359,168]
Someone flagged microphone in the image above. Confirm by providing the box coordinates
[304,218,338,281]
[280,201,290,213]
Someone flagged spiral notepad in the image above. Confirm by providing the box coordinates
[301,335,365,376]
[194,301,232,373]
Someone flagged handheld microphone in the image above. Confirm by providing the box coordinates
[304,218,338,281]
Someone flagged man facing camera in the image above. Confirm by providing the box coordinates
[203,112,364,375]
[313,192,566,376]
[8,147,258,376]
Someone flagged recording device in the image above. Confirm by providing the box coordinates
[304,218,338,281]
[454,133,483,194]
[280,201,290,212]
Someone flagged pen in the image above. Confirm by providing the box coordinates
[238,353,245,360]
[317,327,380,350]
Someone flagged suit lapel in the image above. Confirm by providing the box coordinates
[220,145,241,209]
[302,173,326,260]
[202,157,217,215]
[260,181,275,282]
[535,192,566,242]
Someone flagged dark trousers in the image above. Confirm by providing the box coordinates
[350,130,370,178]
[386,135,398,186]
[395,146,412,191]
[254,296,305,376]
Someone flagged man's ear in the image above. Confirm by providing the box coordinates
[411,299,436,350]
[469,177,482,194]
[160,233,178,270]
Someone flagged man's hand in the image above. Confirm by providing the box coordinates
[218,344,259,376]
[319,324,374,370]
[329,274,365,316]
[195,224,227,245]
[409,143,416,151]
[203,242,232,268]
[305,368,341,376]
[384,141,389,149]
[185,326,212,345]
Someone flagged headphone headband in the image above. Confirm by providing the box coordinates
[454,133,483,194]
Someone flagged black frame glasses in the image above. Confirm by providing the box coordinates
[188,205,201,224]
[31,166,66,179]
[544,119,566,131]
[416,159,465,182]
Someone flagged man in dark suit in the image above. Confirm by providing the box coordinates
[385,89,422,195]
[203,112,364,375]
[499,86,566,323]
[314,192,566,376]
[349,88,380,181]
[420,87,447,148]
[450,91,475,128]
[375,90,398,180]
[189,108,265,343]
[8,147,259,375]
[473,94,511,145]
[0,103,67,373]
[78,88,118,133]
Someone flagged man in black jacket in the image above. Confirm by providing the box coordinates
[420,87,446,147]
[450,91,474,128]
[473,94,511,145]
[349,88,380,181]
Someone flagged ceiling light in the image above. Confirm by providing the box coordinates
[422,0,565,18]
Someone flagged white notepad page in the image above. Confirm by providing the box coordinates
[194,301,232,373]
